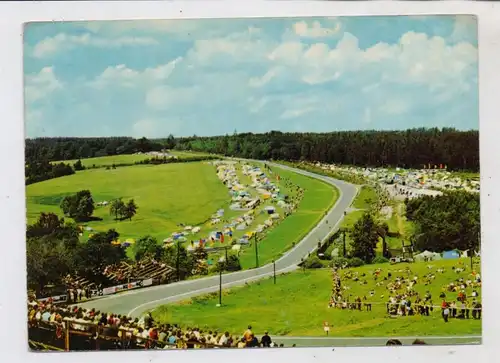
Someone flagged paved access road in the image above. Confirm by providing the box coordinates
[77,161,358,317]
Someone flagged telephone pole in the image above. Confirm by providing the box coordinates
[273,260,276,284]
[254,234,259,268]
[176,241,180,281]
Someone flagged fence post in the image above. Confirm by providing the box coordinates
[95,326,100,350]
[64,323,70,352]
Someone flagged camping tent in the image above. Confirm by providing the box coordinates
[414,250,441,262]
[264,206,276,214]
[443,250,460,259]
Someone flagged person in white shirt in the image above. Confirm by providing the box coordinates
[219,333,229,346]
[443,307,450,322]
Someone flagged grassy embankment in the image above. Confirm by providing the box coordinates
[153,258,481,337]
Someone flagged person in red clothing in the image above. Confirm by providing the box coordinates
[147,328,159,349]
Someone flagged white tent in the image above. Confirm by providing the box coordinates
[414,250,441,262]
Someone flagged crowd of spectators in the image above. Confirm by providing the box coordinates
[328,263,482,321]
[28,296,284,351]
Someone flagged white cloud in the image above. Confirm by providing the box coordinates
[145,85,198,110]
[32,33,159,58]
[293,20,341,38]
[264,31,477,90]
[88,57,182,89]
[268,42,304,65]
[27,21,478,137]
[25,67,62,103]
[280,107,316,120]
[187,29,270,65]
[378,100,410,115]
[249,69,277,88]
[132,119,160,138]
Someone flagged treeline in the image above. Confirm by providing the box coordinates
[25,136,168,163]
[405,191,480,253]
[174,128,479,171]
[25,161,74,185]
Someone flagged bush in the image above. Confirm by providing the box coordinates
[372,256,389,264]
[304,255,323,269]
[330,257,350,268]
[225,255,242,271]
[348,257,365,267]
[216,254,242,272]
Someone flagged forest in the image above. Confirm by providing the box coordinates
[172,128,479,171]
[25,128,479,172]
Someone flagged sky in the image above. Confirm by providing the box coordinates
[23,15,479,138]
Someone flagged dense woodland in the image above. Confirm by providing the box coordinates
[405,191,480,253]
[25,136,166,163]
[25,128,479,172]
[173,128,479,171]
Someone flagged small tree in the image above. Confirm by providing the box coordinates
[350,212,379,263]
[75,229,126,279]
[74,159,85,171]
[110,198,126,220]
[60,190,94,221]
[133,236,158,261]
[124,199,138,221]
[76,191,94,220]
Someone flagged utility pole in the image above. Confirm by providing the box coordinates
[219,266,222,306]
[176,241,180,281]
[254,234,259,268]
[343,229,346,257]
[273,260,276,284]
[470,246,474,271]
[225,246,228,262]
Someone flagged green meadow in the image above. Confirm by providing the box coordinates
[153,258,482,337]
[352,186,378,210]
[51,150,211,168]
[26,162,229,242]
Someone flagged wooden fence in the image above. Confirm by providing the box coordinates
[28,319,219,352]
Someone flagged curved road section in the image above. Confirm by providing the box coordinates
[77,161,358,317]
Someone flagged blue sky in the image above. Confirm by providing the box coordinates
[24,15,478,138]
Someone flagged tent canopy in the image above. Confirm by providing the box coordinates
[414,250,441,261]
[443,250,460,259]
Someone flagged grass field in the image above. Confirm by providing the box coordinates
[26,162,229,242]
[352,186,377,210]
[51,151,211,167]
[153,258,482,337]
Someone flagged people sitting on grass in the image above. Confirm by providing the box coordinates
[28,301,283,350]
[327,264,482,321]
